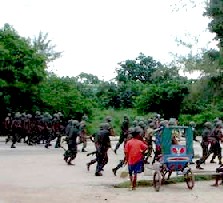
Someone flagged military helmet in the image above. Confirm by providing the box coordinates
[204,122,212,129]
[123,115,129,120]
[57,112,63,117]
[14,112,21,118]
[103,122,111,130]
[134,126,142,133]
[215,121,223,128]
[156,114,161,119]
[168,118,176,126]
[138,120,145,128]
[36,111,41,116]
[128,127,135,134]
[149,122,155,128]
[160,120,168,127]
[189,121,196,127]
[82,115,88,121]
[71,120,79,126]
[43,112,49,117]
[27,114,32,119]
[80,120,86,127]
[213,117,220,124]
[105,116,112,122]
[132,120,138,127]
[147,118,153,124]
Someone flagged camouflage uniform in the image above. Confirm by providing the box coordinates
[114,115,129,154]
[94,123,111,176]
[64,120,80,165]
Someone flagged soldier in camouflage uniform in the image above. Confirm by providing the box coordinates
[78,119,88,152]
[113,115,129,154]
[94,123,112,176]
[10,112,22,148]
[64,120,80,165]
[196,122,222,169]
[4,113,12,144]
[43,112,53,148]
[112,127,134,176]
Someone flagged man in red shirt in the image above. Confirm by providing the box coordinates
[124,126,148,190]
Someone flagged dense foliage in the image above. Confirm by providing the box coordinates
[1,5,223,132]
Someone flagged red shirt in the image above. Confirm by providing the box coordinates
[124,138,148,165]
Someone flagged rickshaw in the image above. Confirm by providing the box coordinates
[152,126,195,192]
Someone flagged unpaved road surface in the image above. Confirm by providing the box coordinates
[0,137,222,203]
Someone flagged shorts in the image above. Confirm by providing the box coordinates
[128,160,143,176]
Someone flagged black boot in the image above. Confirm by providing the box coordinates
[196,160,204,170]
[112,168,117,176]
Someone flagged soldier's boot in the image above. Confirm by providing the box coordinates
[87,160,96,171]
[5,138,9,144]
[11,144,16,148]
[210,159,216,164]
[67,157,75,165]
[64,156,68,163]
[196,160,204,170]
[113,142,120,154]
[112,160,125,176]
[82,148,87,152]
[95,172,103,176]
[112,168,117,176]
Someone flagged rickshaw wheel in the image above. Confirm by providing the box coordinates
[184,169,195,189]
[153,171,162,192]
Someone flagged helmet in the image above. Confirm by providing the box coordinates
[134,126,142,133]
[213,117,220,124]
[132,120,138,127]
[123,115,129,121]
[36,111,41,116]
[149,122,155,128]
[138,121,145,128]
[168,118,176,126]
[105,116,112,122]
[14,112,21,118]
[80,120,86,127]
[103,123,111,130]
[128,127,135,134]
[71,120,79,126]
[215,121,223,128]
[99,123,104,130]
[160,120,168,127]
[27,114,32,119]
[82,115,88,121]
[189,121,196,127]
[57,112,63,117]
[204,122,212,129]
[156,114,161,119]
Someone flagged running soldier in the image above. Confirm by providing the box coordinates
[196,122,223,169]
[64,120,80,165]
[113,115,129,154]
[94,123,112,176]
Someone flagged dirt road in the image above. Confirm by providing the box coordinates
[0,138,222,203]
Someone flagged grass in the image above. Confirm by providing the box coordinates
[113,174,216,188]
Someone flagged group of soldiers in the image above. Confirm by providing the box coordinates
[1,112,223,181]
[1,111,88,151]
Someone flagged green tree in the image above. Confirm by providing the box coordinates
[0,24,46,116]
[115,53,163,83]
[135,82,189,119]
[39,74,93,118]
